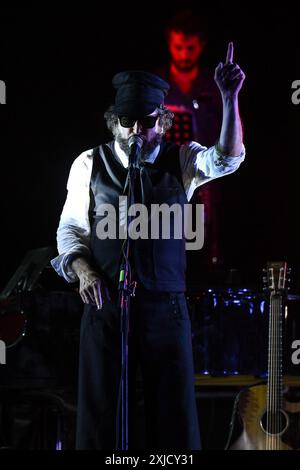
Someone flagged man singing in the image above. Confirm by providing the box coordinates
[51,42,245,450]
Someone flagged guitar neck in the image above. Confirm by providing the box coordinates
[267,292,284,412]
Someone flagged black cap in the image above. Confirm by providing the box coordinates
[112,71,170,118]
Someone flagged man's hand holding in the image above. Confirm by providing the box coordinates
[71,257,110,310]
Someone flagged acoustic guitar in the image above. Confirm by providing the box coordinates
[229,261,300,450]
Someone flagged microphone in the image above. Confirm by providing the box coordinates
[128,135,143,168]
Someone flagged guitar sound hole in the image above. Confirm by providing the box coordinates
[260,410,288,435]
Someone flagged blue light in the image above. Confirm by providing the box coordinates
[56,440,62,451]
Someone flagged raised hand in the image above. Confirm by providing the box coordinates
[214,42,245,98]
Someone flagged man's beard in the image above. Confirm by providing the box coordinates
[174,60,198,73]
[114,131,163,159]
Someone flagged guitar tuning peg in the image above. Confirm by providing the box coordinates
[262,268,267,273]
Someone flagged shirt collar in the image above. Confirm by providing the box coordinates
[114,140,160,168]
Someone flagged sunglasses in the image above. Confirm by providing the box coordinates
[119,115,159,129]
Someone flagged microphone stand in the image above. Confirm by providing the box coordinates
[116,136,142,450]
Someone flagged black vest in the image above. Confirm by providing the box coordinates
[89,141,188,292]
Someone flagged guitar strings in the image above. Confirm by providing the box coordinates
[267,291,274,449]
[270,296,283,450]
[266,266,286,451]
[267,293,282,450]
[278,296,283,450]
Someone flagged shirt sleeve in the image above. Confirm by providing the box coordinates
[50,150,94,282]
[179,142,246,201]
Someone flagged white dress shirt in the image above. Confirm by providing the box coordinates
[51,141,245,282]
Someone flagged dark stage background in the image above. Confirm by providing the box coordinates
[0,4,300,450]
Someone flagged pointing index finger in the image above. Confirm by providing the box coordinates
[226,42,234,64]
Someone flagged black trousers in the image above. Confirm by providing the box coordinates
[76,288,201,450]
